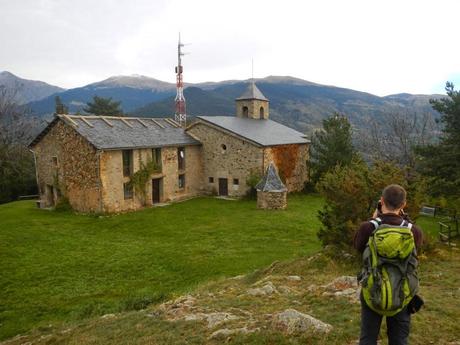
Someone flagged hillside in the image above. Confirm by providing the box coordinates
[132,76,442,134]
[1,214,458,344]
[0,195,323,341]
[22,74,443,134]
[0,71,64,104]
[27,75,177,115]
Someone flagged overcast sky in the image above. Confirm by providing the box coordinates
[1,0,459,96]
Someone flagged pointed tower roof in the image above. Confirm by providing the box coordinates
[236,81,268,101]
[255,163,287,192]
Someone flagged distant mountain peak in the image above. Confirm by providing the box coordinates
[91,74,175,91]
[0,71,65,104]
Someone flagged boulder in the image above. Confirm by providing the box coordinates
[272,309,332,335]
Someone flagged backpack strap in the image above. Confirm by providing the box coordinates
[369,217,382,230]
[400,219,413,230]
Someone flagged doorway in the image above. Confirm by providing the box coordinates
[218,178,228,196]
[152,178,162,204]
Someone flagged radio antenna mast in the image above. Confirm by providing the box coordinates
[174,33,186,127]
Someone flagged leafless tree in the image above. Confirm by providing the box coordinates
[0,83,38,203]
[356,111,439,168]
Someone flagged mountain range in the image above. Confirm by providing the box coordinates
[1,71,442,134]
[0,71,64,104]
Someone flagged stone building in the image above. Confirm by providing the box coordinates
[29,115,203,213]
[29,82,310,212]
[186,82,309,197]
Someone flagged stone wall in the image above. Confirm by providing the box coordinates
[257,191,287,209]
[100,145,203,213]
[187,122,264,197]
[32,120,102,212]
[263,144,309,192]
[236,99,269,119]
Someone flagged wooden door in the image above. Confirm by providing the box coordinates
[218,178,228,196]
[152,178,161,204]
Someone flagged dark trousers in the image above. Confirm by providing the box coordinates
[359,295,411,345]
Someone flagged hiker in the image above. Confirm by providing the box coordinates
[354,184,423,345]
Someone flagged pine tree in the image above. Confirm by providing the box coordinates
[83,96,123,116]
[416,82,460,198]
[309,113,355,183]
[54,96,68,114]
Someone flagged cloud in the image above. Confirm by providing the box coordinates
[0,0,458,95]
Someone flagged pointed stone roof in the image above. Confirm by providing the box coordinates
[255,163,287,192]
[236,81,268,101]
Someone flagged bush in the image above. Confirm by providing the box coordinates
[316,159,427,249]
[54,197,72,212]
[245,169,262,199]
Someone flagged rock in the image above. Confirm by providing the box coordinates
[206,312,239,328]
[278,285,293,294]
[287,275,302,281]
[209,327,259,340]
[247,281,278,296]
[160,295,197,320]
[184,312,239,328]
[229,274,245,280]
[323,276,358,292]
[184,313,207,322]
[101,313,116,319]
[272,309,332,335]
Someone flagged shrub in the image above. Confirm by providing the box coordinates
[54,197,72,212]
[316,159,427,249]
[245,169,262,199]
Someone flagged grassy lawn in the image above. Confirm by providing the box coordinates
[0,194,324,340]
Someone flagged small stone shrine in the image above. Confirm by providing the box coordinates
[255,163,287,209]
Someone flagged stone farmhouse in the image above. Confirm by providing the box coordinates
[29,83,310,213]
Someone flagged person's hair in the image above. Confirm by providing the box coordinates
[382,184,406,210]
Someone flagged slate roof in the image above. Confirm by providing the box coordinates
[194,116,310,147]
[236,82,268,101]
[29,115,201,150]
[256,163,287,192]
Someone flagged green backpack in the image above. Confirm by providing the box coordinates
[360,217,419,316]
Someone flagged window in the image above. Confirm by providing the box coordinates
[178,174,185,189]
[233,178,239,185]
[52,156,58,167]
[123,182,133,199]
[152,148,162,170]
[178,147,185,170]
[122,150,133,177]
[260,106,264,118]
[242,106,249,117]
[209,177,214,183]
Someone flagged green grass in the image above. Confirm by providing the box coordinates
[0,194,324,340]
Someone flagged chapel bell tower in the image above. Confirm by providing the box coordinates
[235,81,269,120]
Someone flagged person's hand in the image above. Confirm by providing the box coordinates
[372,209,379,218]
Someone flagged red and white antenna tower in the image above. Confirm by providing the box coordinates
[175,33,186,127]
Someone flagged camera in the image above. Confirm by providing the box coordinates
[377,201,382,213]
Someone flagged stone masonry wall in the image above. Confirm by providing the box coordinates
[263,144,309,192]
[100,145,203,213]
[187,122,264,197]
[257,190,287,209]
[32,120,102,212]
[236,100,269,119]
